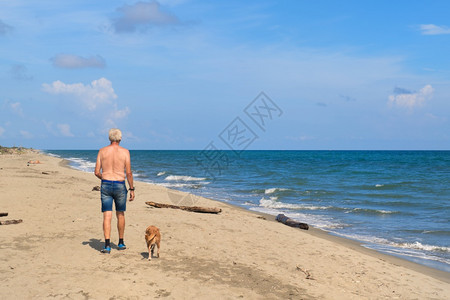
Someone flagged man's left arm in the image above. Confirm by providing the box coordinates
[125,150,135,201]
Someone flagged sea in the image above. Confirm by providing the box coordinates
[45,150,450,273]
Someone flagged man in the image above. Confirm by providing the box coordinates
[95,128,135,253]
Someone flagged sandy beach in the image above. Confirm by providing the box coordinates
[1,151,449,299]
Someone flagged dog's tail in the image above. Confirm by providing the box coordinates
[146,232,157,241]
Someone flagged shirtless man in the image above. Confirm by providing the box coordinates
[94,128,135,253]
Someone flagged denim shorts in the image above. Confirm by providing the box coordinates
[101,180,127,212]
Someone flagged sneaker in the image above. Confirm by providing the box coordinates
[118,243,127,250]
[101,246,111,253]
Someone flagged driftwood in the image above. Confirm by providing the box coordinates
[146,201,221,214]
[0,219,23,225]
[296,265,314,280]
[0,212,8,217]
[276,214,309,230]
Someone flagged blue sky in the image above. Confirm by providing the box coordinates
[1,0,449,150]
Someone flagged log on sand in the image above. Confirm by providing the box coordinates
[146,201,221,214]
[276,214,309,230]
[0,213,23,225]
[0,219,23,225]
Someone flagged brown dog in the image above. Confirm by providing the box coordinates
[145,226,161,260]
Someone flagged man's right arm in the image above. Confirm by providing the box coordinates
[94,150,102,180]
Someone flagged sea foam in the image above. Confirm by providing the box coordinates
[264,188,290,194]
[67,157,96,173]
[259,197,330,211]
[165,175,206,181]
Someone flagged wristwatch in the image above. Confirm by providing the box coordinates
[129,187,135,191]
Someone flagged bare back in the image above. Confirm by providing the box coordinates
[95,143,131,181]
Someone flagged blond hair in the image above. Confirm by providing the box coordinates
[109,128,122,142]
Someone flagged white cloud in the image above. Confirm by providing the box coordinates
[419,24,450,35]
[51,54,106,69]
[0,126,5,137]
[42,78,130,134]
[122,130,139,141]
[9,101,23,116]
[20,130,33,139]
[42,77,117,111]
[43,120,56,135]
[57,124,74,137]
[425,113,447,123]
[105,105,131,127]
[388,85,433,109]
[111,106,130,120]
[112,1,180,33]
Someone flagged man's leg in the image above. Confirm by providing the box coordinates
[116,211,125,241]
[101,211,112,253]
[115,183,127,249]
[103,211,112,240]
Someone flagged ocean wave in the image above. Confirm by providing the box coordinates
[66,157,96,172]
[137,178,155,185]
[133,172,148,179]
[259,197,331,211]
[320,224,352,230]
[400,229,450,236]
[157,171,166,176]
[347,207,398,215]
[165,175,206,181]
[334,232,393,245]
[394,241,450,253]
[159,182,203,189]
[369,247,450,269]
[306,190,339,196]
[353,199,422,209]
[334,232,450,263]
[365,243,450,268]
[264,187,290,194]
[364,182,417,190]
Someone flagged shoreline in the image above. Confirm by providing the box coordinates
[55,151,450,283]
[49,149,450,275]
[50,151,450,282]
[207,196,450,283]
[1,151,449,299]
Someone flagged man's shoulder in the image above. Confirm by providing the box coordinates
[99,144,129,154]
[99,145,111,152]
[117,144,129,151]
[118,146,130,154]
